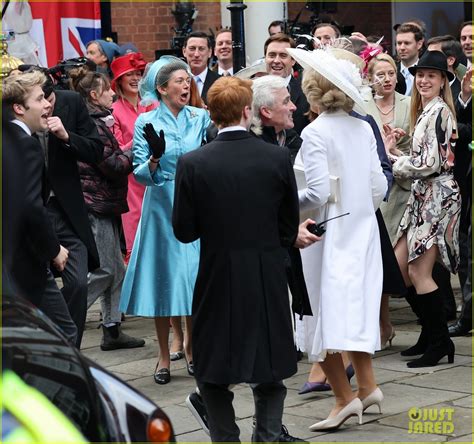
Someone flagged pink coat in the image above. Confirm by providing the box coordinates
[112,97,156,253]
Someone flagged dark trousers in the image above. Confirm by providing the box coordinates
[459,226,472,325]
[39,270,78,344]
[197,380,286,442]
[47,201,88,348]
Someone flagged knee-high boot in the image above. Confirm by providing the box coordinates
[407,288,455,368]
[401,287,429,357]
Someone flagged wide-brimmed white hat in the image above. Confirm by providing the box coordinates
[286,48,368,115]
[234,60,267,80]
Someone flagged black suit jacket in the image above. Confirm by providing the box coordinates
[201,69,220,104]
[395,61,407,95]
[173,131,300,384]
[47,90,103,270]
[2,121,60,304]
[288,76,310,135]
[450,78,472,227]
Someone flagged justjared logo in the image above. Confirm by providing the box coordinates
[407,407,455,434]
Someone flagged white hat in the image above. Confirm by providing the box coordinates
[234,60,267,80]
[286,48,368,115]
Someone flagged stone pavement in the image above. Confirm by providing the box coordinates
[82,287,472,443]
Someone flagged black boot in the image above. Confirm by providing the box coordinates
[101,323,145,351]
[401,287,429,357]
[407,289,455,368]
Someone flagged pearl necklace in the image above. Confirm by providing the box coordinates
[375,101,395,116]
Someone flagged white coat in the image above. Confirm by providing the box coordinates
[295,110,388,361]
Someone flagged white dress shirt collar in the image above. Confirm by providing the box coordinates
[218,125,247,134]
[11,119,32,136]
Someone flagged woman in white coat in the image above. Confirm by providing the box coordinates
[288,48,388,431]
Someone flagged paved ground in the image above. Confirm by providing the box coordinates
[82,283,472,443]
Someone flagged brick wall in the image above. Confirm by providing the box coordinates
[111,1,222,62]
[287,2,393,52]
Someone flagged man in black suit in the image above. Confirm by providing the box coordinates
[263,33,309,134]
[2,71,76,343]
[173,76,307,442]
[395,23,424,95]
[42,81,103,347]
[182,31,220,104]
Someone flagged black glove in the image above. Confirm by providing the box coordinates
[143,123,166,159]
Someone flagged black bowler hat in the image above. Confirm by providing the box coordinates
[409,50,455,81]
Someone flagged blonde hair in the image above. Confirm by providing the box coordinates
[2,70,46,107]
[409,72,456,133]
[302,68,354,113]
[367,53,397,81]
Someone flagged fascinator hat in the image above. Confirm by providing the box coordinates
[235,60,267,80]
[139,56,191,106]
[286,48,368,115]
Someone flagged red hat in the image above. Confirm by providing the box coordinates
[111,52,147,91]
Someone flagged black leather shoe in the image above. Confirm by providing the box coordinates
[448,321,472,337]
[154,368,170,384]
[186,360,195,376]
[278,425,307,442]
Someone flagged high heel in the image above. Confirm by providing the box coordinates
[406,289,455,368]
[361,387,383,413]
[380,327,396,350]
[309,398,363,431]
[407,339,455,368]
[185,357,195,376]
[298,381,331,394]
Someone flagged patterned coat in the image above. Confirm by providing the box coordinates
[393,96,460,272]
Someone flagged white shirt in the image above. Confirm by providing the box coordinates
[218,66,234,76]
[194,67,208,95]
[284,75,292,87]
[400,61,417,96]
[11,119,32,135]
[218,125,247,135]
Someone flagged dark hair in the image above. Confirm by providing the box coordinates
[396,23,424,42]
[268,20,284,34]
[427,35,465,68]
[184,31,212,49]
[459,20,473,33]
[263,33,296,56]
[311,22,341,38]
[69,66,110,104]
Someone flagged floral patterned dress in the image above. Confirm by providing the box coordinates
[393,96,460,273]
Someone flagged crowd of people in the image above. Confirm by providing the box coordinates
[2,16,472,442]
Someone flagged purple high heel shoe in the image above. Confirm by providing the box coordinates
[298,364,355,395]
[298,381,331,394]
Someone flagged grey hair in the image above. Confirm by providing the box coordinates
[251,75,288,134]
[155,59,190,89]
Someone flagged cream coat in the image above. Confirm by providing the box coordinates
[295,111,387,361]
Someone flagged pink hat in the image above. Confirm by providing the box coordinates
[111,52,147,91]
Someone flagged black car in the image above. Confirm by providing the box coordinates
[2,295,175,442]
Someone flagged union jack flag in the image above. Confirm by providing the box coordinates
[29,1,101,68]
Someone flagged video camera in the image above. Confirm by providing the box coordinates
[48,57,97,90]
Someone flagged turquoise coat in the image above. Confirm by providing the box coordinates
[120,103,210,316]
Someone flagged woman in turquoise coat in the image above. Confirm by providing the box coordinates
[120,56,210,384]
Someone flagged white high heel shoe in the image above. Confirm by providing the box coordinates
[309,398,363,431]
[361,387,384,413]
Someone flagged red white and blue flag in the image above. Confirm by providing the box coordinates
[29,1,101,67]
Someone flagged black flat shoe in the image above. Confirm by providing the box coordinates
[186,360,195,376]
[154,368,170,384]
[448,321,472,337]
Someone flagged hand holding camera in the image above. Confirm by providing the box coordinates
[143,123,166,160]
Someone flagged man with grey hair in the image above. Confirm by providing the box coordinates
[251,75,301,164]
